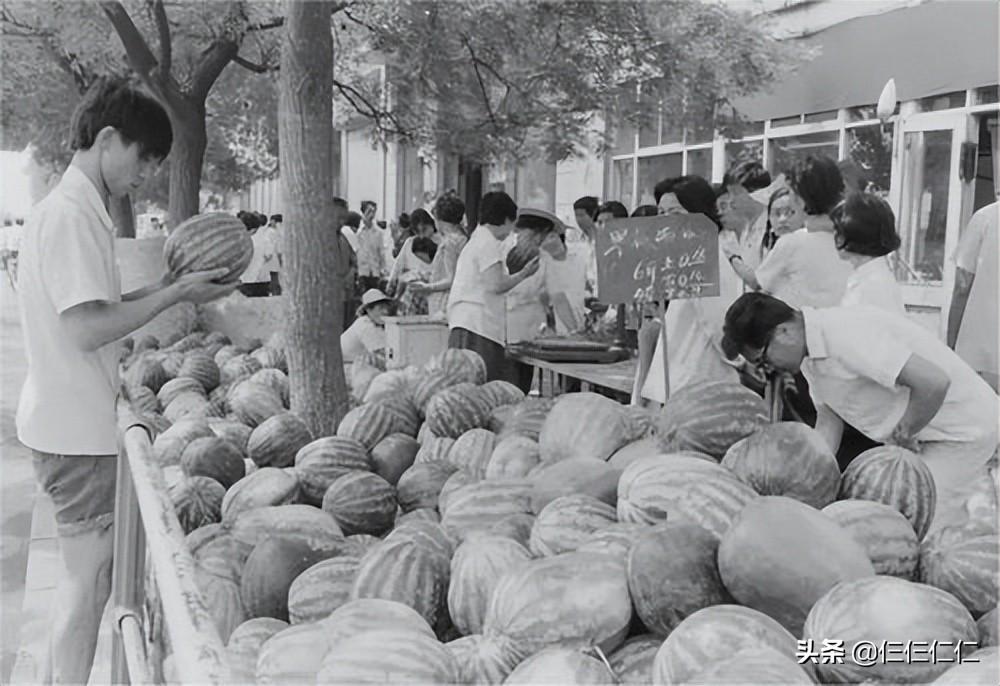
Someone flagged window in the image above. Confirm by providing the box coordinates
[895,129,952,284]
[613,122,636,156]
[638,117,660,148]
[612,158,635,210]
[803,109,839,123]
[771,114,802,128]
[976,86,999,105]
[636,153,682,207]
[846,125,894,195]
[768,131,839,176]
[847,105,878,122]
[726,140,764,170]
[686,148,713,180]
[919,91,967,112]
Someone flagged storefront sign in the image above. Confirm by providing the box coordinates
[595,214,720,304]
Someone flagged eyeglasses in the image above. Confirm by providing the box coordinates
[748,333,775,373]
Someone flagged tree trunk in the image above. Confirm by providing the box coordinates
[111,194,136,237]
[280,0,347,436]
[166,98,207,229]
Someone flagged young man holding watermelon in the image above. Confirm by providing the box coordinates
[15,77,236,684]
[722,292,999,533]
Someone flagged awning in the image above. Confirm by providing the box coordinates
[734,0,999,121]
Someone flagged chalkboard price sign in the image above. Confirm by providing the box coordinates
[595,214,720,305]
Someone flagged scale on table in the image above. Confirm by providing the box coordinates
[506,337,631,364]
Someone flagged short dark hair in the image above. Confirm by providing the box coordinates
[70,77,173,160]
[597,201,628,219]
[433,193,465,225]
[764,187,795,249]
[332,197,348,209]
[573,196,599,219]
[411,236,438,260]
[788,155,844,215]
[270,214,283,223]
[237,210,261,230]
[654,175,722,229]
[631,204,659,217]
[409,208,436,232]
[830,193,900,257]
[515,214,556,232]
[723,161,771,193]
[344,211,362,229]
[360,200,377,213]
[479,191,517,226]
[398,212,411,228]
[837,159,871,194]
[722,292,798,357]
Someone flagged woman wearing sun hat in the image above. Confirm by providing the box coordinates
[340,288,396,363]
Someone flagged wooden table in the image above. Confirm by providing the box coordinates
[508,352,638,397]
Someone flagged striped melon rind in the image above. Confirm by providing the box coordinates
[415,436,457,465]
[246,412,314,468]
[822,499,919,579]
[425,383,492,438]
[248,368,289,407]
[654,381,769,459]
[194,562,246,643]
[410,369,465,415]
[803,576,978,684]
[349,537,448,627]
[225,617,288,684]
[320,597,435,646]
[616,455,757,538]
[438,470,477,514]
[227,504,346,554]
[293,436,372,506]
[317,628,459,684]
[609,634,661,685]
[576,522,649,560]
[164,212,253,283]
[254,621,328,684]
[487,513,535,549]
[486,435,540,481]
[221,467,299,524]
[336,402,396,450]
[919,525,999,618]
[321,471,397,536]
[448,535,532,636]
[373,395,421,436]
[445,634,517,685]
[170,475,225,534]
[441,480,535,542]
[396,461,458,512]
[286,555,361,625]
[426,348,488,386]
[652,604,801,685]
[685,646,813,684]
[227,381,283,428]
[448,428,497,478]
[157,377,206,408]
[529,494,618,557]
[839,445,937,540]
[478,380,525,410]
[220,354,263,387]
[153,417,214,465]
[178,351,221,392]
[537,391,633,464]
[505,646,614,684]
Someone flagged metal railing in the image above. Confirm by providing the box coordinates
[110,411,229,684]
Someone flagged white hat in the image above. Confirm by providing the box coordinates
[358,289,394,316]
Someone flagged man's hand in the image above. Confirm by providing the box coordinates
[516,256,540,279]
[888,423,921,453]
[171,269,239,304]
[409,280,430,295]
[719,230,741,260]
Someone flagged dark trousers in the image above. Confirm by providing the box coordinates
[238,282,270,298]
[448,327,520,386]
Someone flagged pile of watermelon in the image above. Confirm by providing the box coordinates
[121,336,999,685]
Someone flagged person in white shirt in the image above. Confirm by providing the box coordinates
[16,78,235,684]
[447,191,538,382]
[949,201,998,391]
[831,192,905,314]
[409,193,468,318]
[341,288,394,363]
[716,160,774,274]
[723,293,998,533]
[387,209,438,299]
[356,200,386,291]
[265,213,283,294]
[238,211,276,297]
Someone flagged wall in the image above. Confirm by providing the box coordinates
[343,128,387,217]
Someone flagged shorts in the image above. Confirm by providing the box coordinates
[32,451,117,537]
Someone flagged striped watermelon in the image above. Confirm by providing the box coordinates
[255,622,328,684]
[438,470,476,514]
[349,538,447,627]
[978,607,998,647]
[934,647,1000,685]
[528,458,621,514]
[246,412,313,468]
[170,475,225,534]
[719,496,875,636]
[478,380,525,409]
[804,576,978,683]
[396,461,457,512]
[286,555,361,624]
[179,351,221,392]
[396,508,439,526]
[505,646,614,684]
[127,384,159,414]
[362,369,410,404]
[225,618,288,684]
[655,381,769,459]
[164,391,217,423]
[194,562,246,643]
[627,523,732,637]
[920,525,998,617]
[608,635,660,685]
[191,532,252,583]
[153,417,214,465]
[241,537,333,621]
[157,377,206,408]
[440,481,534,541]
[498,398,556,441]
[486,435,540,480]
[227,381,283,428]
[415,436,457,465]
[445,634,516,685]
[722,422,840,508]
[228,505,346,554]
[125,354,169,393]
[220,354,263,387]
[425,383,492,438]
[576,522,648,560]
[448,535,532,636]
[251,345,286,373]
[345,533,381,555]
[616,455,757,537]
[321,471,397,536]
[529,494,617,557]
[370,433,419,485]
[293,436,372,506]
[411,369,464,414]
[221,468,299,524]
[385,520,456,572]
[180,436,245,489]
[538,392,632,464]
[164,212,253,283]
[249,368,289,407]
[685,646,813,684]
[316,628,459,683]
[822,499,919,578]
[426,348,488,386]
[448,428,497,479]
[214,344,246,368]
[487,513,535,549]
[373,395,421,436]
[609,437,711,471]
[206,417,252,456]
[320,598,435,648]
[159,351,185,379]
[839,445,937,540]
[336,403,396,450]
[483,551,632,664]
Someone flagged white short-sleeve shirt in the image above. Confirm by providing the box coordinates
[841,257,906,314]
[447,225,507,344]
[801,306,998,445]
[16,165,123,455]
[340,315,385,363]
[954,202,998,377]
[755,226,853,308]
[241,229,276,283]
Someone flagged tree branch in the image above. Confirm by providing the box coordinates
[150,0,171,79]
[332,78,409,138]
[246,18,285,32]
[461,34,499,131]
[99,1,165,98]
[233,54,276,73]
[189,39,239,101]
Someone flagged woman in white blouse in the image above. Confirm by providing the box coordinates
[831,192,906,314]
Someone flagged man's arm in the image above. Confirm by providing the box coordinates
[814,404,845,453]
[482,257,539,294]
[947,268,975,349]
[890,353,952,447]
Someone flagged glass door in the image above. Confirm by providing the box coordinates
[888,111,974,338]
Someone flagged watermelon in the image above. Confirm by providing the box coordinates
[370,433,419,485]
[164,391,216,423]
[528,494,617,557]
[478,380,525,409]
[920,525,998,618]
[504,646,613,684]
[240,537,334,621]
[169,475,225,534]
[225,618,288,684]
[654,381,769,459]
[249,368,289,407]
[933,647,999,685]
[321,471,397,536]
[440,480,534,541]
[718,496,876,636]
[221,468,299,524]
[164,212,253,283]
[497,397,555,441]
[254,621,328,684]
[486,435,540,480]
[438,470,477,514]
[822,499,919,579]
[157,377,206,408]
[425,383,491,438]
[159,350,186,379]
[180,435,245,489]
[839,445,937,540]
[179,351,221,392]
[214,344,246,368]
[251,345,286,373]
[576,522,648,560]
[977,607,998,647]
[293,436,372,506]
[227,381,283,428]
[487,513,536,549]
[125,354,169,393]
[206,417,252,456]
[153,417,214,465]
[316,628,459,683]
[803,576,978,683]
[194,562,246,643]
[415,436,457,465]
[373,395,421,437]
[448,428,497,479]
[320,597,435,645]
[608,635,660,685]
[127,384,159,414]
[191,533,252,583]
[722,422,840,508]
[220,354,263,387]
[349,538,447,627]
[228,504,345,554]
[385,519,455,567]
[396,461,457,512]
[445,634,515,685]
[246,412,313,468]
[337,403,396,449]
[528,458,621,513]
[362,369,410,404]
[684,646,813,684]
[447,535,532,636]
[538,392,632,464]
[286,555,361,625]
[411,369,464,414]
[627,523,732,636]
[426,348,488,386]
